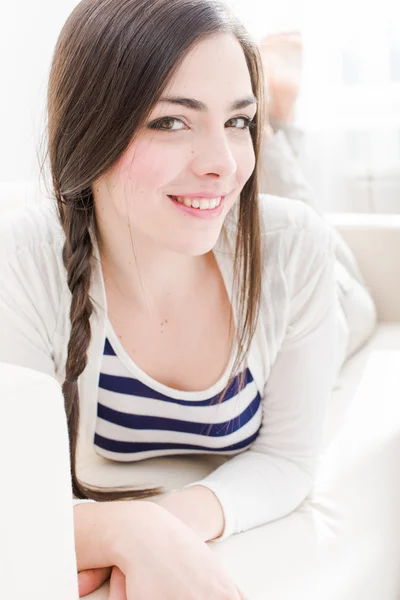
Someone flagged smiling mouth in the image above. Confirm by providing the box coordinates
[168,195,223,210]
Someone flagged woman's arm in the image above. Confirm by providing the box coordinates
[73,501,150,571]
[150,484,225,542]
[74,499,246,599]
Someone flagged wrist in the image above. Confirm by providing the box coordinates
[73,500,152,571]
[73,501,117,571]
[151,485,225,542]
[107,500,168,568]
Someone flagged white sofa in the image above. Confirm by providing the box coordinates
[1,208,400,600]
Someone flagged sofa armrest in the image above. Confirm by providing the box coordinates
[0,363,79,599]
[327,213,400,323]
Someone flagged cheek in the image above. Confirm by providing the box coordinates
[116,139,184,191]
[235,140,256,186]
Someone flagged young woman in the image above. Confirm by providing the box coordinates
[0,0,350,597]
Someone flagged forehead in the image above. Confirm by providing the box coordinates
[162,33,254,101]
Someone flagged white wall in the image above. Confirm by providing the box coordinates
[1,0,399,213]
[0,1,79,188]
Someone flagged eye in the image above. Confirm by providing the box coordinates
[226,116,255,131]
[147,117,187,132]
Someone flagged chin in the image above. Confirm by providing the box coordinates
[174,233,221,257]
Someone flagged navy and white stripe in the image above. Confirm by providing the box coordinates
[94,336,262,462]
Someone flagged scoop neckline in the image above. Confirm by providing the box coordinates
[105,316,238,400]
[102,234,241,400]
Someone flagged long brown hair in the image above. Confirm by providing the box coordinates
[44,0,265,501]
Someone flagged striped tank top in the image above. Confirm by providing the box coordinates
[94,321,263,462]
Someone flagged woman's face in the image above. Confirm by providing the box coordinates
[95,32,257,257]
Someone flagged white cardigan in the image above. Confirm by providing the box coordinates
[0,194,348,539]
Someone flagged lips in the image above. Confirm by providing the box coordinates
[169,195,222,210]
[167,191,231,199]
[167,194,225,217]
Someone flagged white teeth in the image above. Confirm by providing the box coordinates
[172,196,222,209]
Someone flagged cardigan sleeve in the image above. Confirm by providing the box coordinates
[185,206,343,540]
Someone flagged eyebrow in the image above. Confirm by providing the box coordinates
[157,95,257,112]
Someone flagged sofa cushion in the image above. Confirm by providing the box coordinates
[323,323,400,450]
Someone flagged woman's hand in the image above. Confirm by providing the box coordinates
[78,566,112,597]
[109,567,127,600]
[108,500,244,599]
[76,497,247,598]
[78,565,128,599]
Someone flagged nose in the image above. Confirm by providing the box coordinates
[189,128,237,180]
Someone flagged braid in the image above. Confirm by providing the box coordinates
[63,207,93,382]
[60,190,163,501]
[61,192,94,499]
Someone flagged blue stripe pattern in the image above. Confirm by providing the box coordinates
[97,392,261,437]
[94,337,262,459]
[94,429,260,455]
[98,368,254,406]
[104,338,116,356]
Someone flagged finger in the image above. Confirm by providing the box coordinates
[78,567,112,597]
[109,567,128,600]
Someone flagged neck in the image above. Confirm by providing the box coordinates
[95,212,212,313]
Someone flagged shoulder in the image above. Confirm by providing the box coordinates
[221,193,334,266]
[258,193,330,236]
[0,203,67,376]
[257,194,335,266]
[0,203,67,313]
[0,202,64,272]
